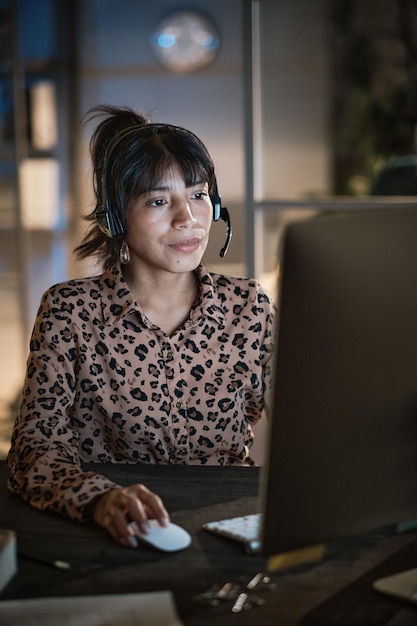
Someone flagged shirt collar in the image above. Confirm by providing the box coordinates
[195,265,227,325]
[99,264,226,326]
[99,265,138,325]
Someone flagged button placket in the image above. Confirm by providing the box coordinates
[162,340,189,458]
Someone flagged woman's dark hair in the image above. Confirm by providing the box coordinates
[74,105,217,269]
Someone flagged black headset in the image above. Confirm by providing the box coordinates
[95,124,232,257]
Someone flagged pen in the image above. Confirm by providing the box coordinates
[18,551,71,570]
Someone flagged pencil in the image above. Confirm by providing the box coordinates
[18,551,71,570]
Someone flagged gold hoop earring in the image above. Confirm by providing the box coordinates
[119,241,130,265]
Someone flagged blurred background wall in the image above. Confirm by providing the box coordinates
[1,0,416,459]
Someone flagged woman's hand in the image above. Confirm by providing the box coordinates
[92,484,170,548]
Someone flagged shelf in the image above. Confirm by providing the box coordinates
[0,0,76,400]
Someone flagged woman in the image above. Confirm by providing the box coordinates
[7,105,275,548]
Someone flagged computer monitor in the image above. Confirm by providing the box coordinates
[261,207,417,556]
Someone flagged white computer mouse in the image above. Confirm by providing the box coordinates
[129,520,191,552]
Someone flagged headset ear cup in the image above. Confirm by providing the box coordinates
[212,197,221,221]
[212,182,222,221]
[96,205,124,238]
[107,206,124,237]
[211,181,232,256]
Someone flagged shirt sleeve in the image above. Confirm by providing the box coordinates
[257,284,277,421]
[7,287,120,522]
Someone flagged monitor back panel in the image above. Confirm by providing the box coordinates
[262,208,417,556]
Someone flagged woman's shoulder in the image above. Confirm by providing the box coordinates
[208,270,274,303]
[41,274,103,302]
[202,270,276,326]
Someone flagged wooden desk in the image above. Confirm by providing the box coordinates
[1,462,417,625]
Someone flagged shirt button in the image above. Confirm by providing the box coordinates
[178,448,187,456]
[166,350,174,360]
[176,401,182,409]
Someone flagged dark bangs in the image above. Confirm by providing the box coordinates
[114,127,216,210]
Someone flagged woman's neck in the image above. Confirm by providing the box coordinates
[123,266,199,335]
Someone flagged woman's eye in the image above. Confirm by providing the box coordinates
[148,198,166,207]
[193,191,208,200]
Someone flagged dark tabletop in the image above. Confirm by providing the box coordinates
[1,462,417,625]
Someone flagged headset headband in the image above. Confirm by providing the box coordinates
[95,122,232,257]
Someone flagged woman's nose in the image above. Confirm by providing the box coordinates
[173,200,197,228]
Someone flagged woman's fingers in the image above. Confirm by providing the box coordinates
[92,483,170,547]
[106,509,139,547]
[128,484,170,526]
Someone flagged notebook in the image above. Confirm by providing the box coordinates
[204,206,417,565]
[373,567,417,604]
[0,530,17,593]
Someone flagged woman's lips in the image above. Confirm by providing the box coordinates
[169,238,201,253]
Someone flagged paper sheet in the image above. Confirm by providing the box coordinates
[0,591,184,626]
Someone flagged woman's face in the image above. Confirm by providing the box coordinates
[125,166,213,278]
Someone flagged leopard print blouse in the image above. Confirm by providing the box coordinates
[7,264,276,521]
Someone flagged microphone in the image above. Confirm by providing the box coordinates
[219,206,232,257]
